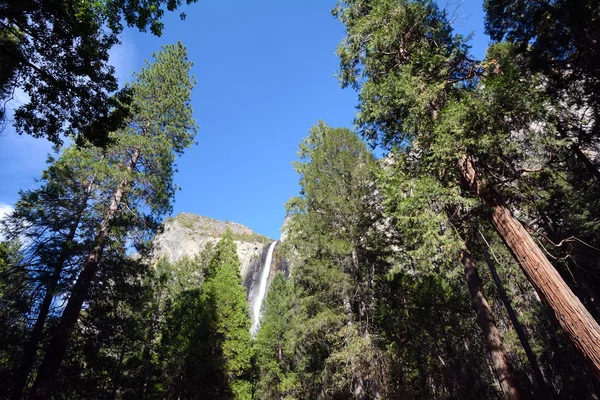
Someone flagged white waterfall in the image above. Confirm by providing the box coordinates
[251,241,277,335]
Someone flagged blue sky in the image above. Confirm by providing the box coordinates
[0,0,490,240]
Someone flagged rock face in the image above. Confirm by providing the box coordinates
[152,213,273,278]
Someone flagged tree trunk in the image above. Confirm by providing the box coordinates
[108,341,127,400]
[11,175,95,400]
[459,155,600,380]
[461,249,521,400]
[477,232,556,399]
[436,309,468,400]
[572,144,600,184]
[30,148,140,399]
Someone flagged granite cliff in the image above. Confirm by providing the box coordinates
[151,213,273,279]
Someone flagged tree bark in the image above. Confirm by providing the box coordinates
[459,155,600,380]
[461,249,521,400]
[11,175,95,400]
[477,232,556,399]
[30,148,140,399]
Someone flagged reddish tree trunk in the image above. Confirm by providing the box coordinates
[461,249,521,400]
[30,148,140,399]
[459,156,600,380]
[478,233,556,399]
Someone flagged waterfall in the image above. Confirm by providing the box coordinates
[251,240,277,335]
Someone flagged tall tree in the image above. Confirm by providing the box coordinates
[281,122,389,399]
[30,42,197,398]
[2,147,103,400]
[254,272,299,399]
[484,0,600,335]
[335,0,600,382]
[378,158,521,399]
[158,231,254,400]
[201,230,254,399]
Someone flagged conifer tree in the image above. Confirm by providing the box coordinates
[281,122,389,399]
[2,147,102,400]
[378,156,521,399]
[155,232,252,400]
[202,229,254,399]
[254,273,299,399]
[30,42,197,398]
[334,0,600,380]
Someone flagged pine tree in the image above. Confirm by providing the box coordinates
[3,147,102,400]
[31,42,197,398]
[254,273,299,399]
[156,232,253,400]
[280,122,389,399]
[202,230,254,399]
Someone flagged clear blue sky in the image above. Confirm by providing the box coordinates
[0,0,489,240]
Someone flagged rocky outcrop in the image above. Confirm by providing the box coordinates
[151,213,273,278]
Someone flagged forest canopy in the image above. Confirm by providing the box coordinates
[0,0,599,399]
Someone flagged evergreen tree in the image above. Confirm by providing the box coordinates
[274,122,389,399]
[2,147,102,400]
[255,273,299,399]
[202,229,254,399]
[157,230,253,400]
[31,42,197,398]
[334,0,600,381]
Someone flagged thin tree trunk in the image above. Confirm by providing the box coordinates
[11,175,96,400]
[477,231,556,399]
[436,309,467,400]
[572,144,600,184]
[459,155,600,380]
[30,148,140,399]
[108,341,127,400]
[461,249,521,400]
[140,288,164,400]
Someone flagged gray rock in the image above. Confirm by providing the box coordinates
[151,213,273,279]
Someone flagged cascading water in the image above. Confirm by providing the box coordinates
[251,240,277,335]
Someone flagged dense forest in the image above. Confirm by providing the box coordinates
[1,0,600,399]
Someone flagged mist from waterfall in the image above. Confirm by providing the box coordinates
[251,240,277,335]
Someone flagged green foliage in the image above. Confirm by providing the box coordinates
[231,232,273,245]
[203,230,254,398]
[484,0,600,117]
[377,152,475,275]
[157,230,253,400]
[90,42,198,253]
[0,0,197,144]
[335,0,600,397]
[0,2,598,399]
[0,239,29,393]
[257,123,389,399]
[255,273,300,399]
[286,121,380,259]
